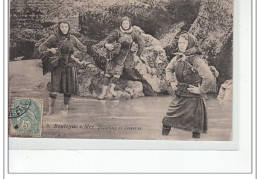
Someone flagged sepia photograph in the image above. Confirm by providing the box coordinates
[8,0,233,141]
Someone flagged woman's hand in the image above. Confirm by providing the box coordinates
[105,44,114,51]
[170,82,178,91]
[71,55,83,65]
[187,84,201,94]
[78,61,85,65]
[173,53,186,61]
[47,48,57,54]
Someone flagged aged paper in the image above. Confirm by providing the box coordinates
[9,0,233,142]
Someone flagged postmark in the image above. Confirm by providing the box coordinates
[9,98,43,137]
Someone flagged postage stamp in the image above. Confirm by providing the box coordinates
[9,98,43,137]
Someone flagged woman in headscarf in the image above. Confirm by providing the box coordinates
[98,16,144,100]
[39,20,87,115]
[162,32,215,138]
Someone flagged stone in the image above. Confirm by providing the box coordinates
[217,80,232,105]
[189,0,233,65]
[159,21,185,61]
[79,72,144,100]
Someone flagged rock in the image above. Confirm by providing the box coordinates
[10,29,37,60]
[77,62,102,97]
[217,80,232,105]
[189,0,233,66]
[91,26,168,96]
[79,71,144,99]
[78,0,200,40]
[125,80,144,98]
[13,56,25,61]
[215,36,233,87]
[159,21,185,61]
[10,0,201,61]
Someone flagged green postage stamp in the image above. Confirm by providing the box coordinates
[9,98,43,137]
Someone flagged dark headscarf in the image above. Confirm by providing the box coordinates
[56,20,71,39]
[120,16,132,31]
[179,32,201,56]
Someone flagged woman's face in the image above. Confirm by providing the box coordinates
[178,36,189,52]
[60,23,69,35]
[122,20,130,30]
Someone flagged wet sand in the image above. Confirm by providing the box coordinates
[41,95,232,141]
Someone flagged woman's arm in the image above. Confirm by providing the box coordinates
[38,35,57,53]
[71,35,87,53]
[166,56,178,84]
[103,30,119,50]
[193,58,215,94]
[133,33,144,57]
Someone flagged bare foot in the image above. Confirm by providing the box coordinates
[110,90,118,97]
[98,93,106,100]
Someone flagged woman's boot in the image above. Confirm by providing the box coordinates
[98,85,108,100]
[162,124,171,136]
[47,97,56,115]
[63,93,71,110]
[192,132,201,138]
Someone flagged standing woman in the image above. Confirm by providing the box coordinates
[39,20,87,114]
[98,16,144,100]
[162,32,214,138]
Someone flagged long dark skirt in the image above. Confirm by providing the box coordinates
[162,95,208,133]
[50,66,78,95]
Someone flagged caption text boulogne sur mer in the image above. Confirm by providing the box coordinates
[46,124,142,130]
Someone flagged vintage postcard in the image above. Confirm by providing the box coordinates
[8,0,233,142]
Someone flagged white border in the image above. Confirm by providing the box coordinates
[2,0,256,176]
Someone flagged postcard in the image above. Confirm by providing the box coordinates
[8,0,233,143]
